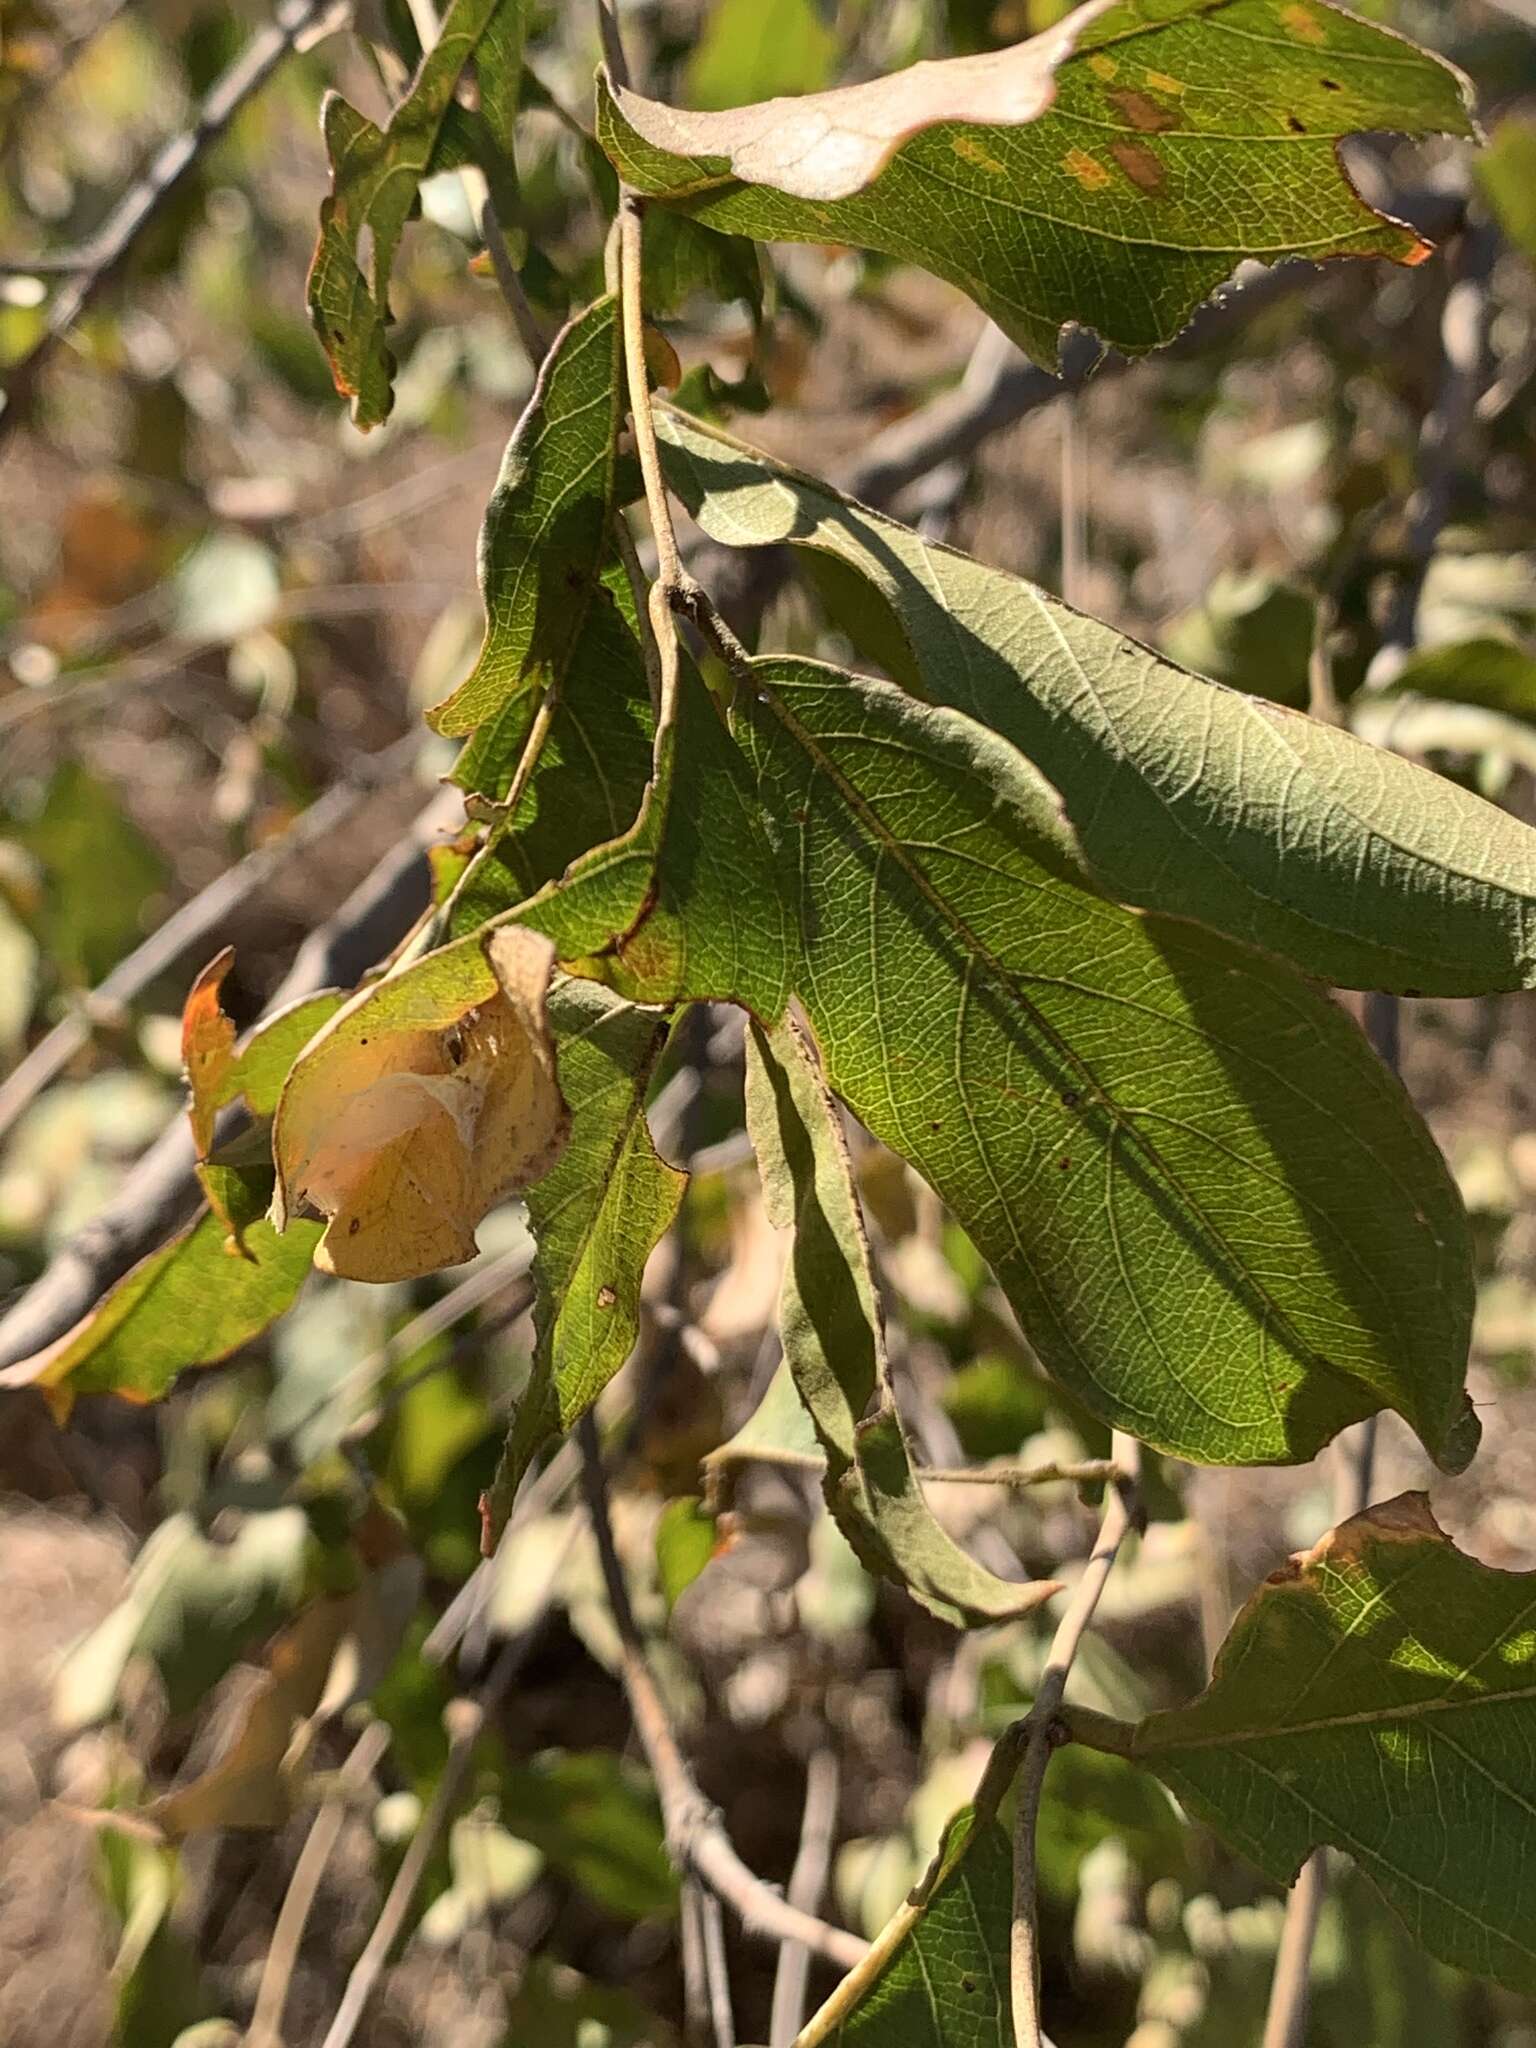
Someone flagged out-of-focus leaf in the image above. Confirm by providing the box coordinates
[685,0,837,110]
[499,1749,678,1921]
[500,1959,679,2047]
[942,1356,1049,1462]
[149,1597,353,1837]
[658,405,1536,997]
[55,1506,310,1728]
[600,0,1473,368]
[170,532,278,641]
[1033,1744,1185,1907]
[745,1014,1056,1626]
[418,1811,543,1944]
[307,0,524,427]
[18,760,165,987]
[428,298,639,753]
[655,1496,716,1611]
[0,1194,320,1418]
[271,926,568,1282]
[1477,115,1536,271]
[1383,635,1536,721]
[486,981,682,1535]
[1068,1494,1536,1995]
[0,895,38,1059]
[1160,571,1315,708]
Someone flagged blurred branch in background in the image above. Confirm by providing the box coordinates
[0,0,352,445]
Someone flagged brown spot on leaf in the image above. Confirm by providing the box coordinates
[1318,74,1342,90]
[597,1284,618,1309]
[1284,113,1306,133]
[1108,87,1176,133]
[953,133,1006,174]
[1063,146,1111,191]
[1281,2,1326,41]
[1110,138,1166,194]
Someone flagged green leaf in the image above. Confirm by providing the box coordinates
[745,1014,1056,1626]
[307,0,524,427]
[599,0,1473,368]
[516,655,793,1019]
[485,980,684,1534]
[446,583,655,923]
[657,406,1536,996]
[499,1749,678,1921]
[18,759,165,987]
[0,1190,320,1418]
[685,0,839,110]
[1383,635,1536,722]
[655,1495,716,1611]
[1160,570,1315,708]
[1066,1493,1536,1996]
[815,1806,1014,2044]
[427,297,641,754]
[1476,115,1536,272]
[530,651,1474,1469]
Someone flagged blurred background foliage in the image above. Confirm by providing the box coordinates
[6,1,1536,2044]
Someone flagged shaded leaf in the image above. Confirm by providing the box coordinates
[147,1596,351,1837]
[1477,114,1536,273]
[428,297,637,750]
[272,926,569,1282]
[1067,1494,1536,1996]
[1384,634,1536,722]
[529,652,1474,1469]
[600,0,1473,367]
[499,1749,678,1920]
[307,0,524,427]
[17,759,165,988]
[745,1015,1056,1625]
[658,406,1536,996]
[486,980,683,1535]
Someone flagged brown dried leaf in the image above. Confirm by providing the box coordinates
[604,0,1111,202]
[182,946,237,1162]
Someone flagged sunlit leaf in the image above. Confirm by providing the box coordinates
[600,0,1473,366]
[746,1015,1057,1625]
[181,947,237,1161]
[1067,1494,1536,1995]
[685,0,839,111]
[658,406,1536,996]
[272,926,569,1283]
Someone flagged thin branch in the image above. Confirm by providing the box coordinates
[477,191,548,366]
[699,1885,738,2048]
[1011,1432,1142,2048]
[0,0,350,442]
[245,1718,392,2048]
[577,1415,867,1974]
[619,193,687,603]
[770,1750,841,2048]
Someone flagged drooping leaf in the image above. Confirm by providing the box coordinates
[655,1495,716,1611]
[272,926,569,1283]
[1477,115,1536,272]
[428,297,639,751]
[527,652,1474,1470]
[484,980,684,1536]
[0,1187,320,1418]
[745,1014,1056,1626]
[658,406,1536,996]
[599,0,1474,368]
[307,0,524,427]
[1066,1494,1536,1996]
[808,1806,1014,2044]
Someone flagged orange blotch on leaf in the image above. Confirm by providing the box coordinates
[1063,147,1112,191]
[182,946,238,1161]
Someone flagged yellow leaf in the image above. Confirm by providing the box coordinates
[271,926,570,1282]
